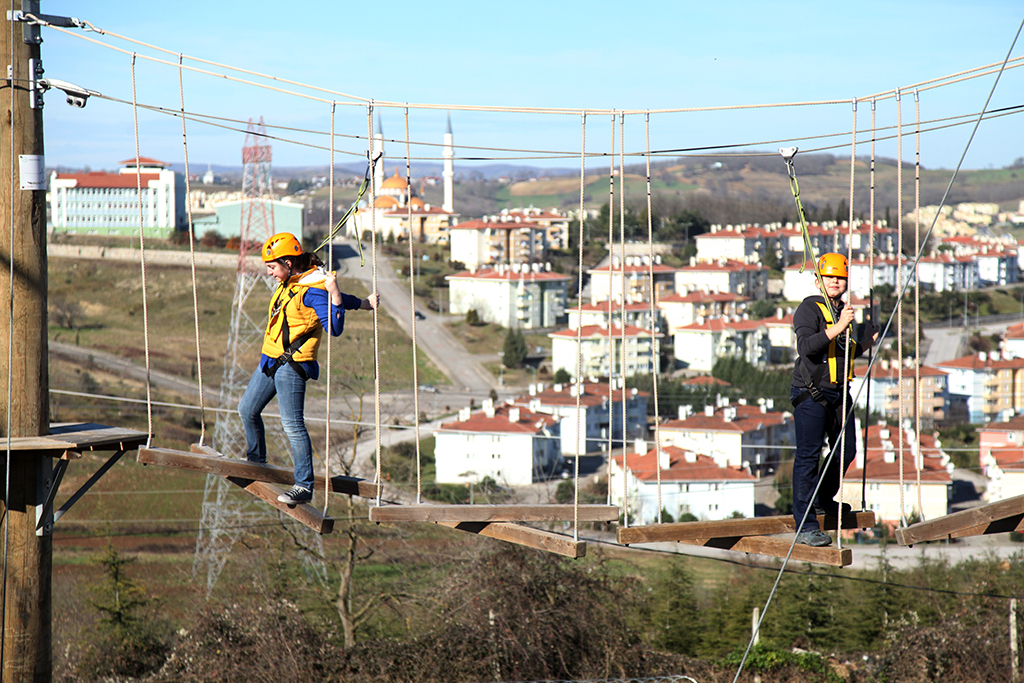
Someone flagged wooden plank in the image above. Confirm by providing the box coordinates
[676,535,852,567]
[136,446,380,498]
[616,511,876,545]
[436,521,586,558]
[225,477,333,535]
[5,423,148,454]
[894,494,1024,545]
[368,504,619,524]
[948,513,1024,539]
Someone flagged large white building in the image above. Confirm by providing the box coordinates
[433,400,561,487]
[446,265,568,329]
[978,414,1024,502]
[449,218,548,271]
[656,399,793,475]
[511,380,648,455]
[49,157,186,238]
[549,324,660,379]
[609,443,756,524]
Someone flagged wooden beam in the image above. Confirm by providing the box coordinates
[676,536,853,567]
[616,511,876,545]
[436,521,586,558]
[368,504,619,524]
[948,513,1024,539]
[135,446,381,498]
[225,478,333,535]
[894,494,1024,545]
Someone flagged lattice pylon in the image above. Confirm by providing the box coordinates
[192,119,327,596]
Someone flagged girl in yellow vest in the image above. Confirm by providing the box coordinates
[239,232,379,505]
[789,252,878,546]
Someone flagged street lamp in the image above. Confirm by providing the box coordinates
[497,351,504,387]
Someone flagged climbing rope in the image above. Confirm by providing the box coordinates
[572,112,587,540]
[323,100,336,517]
[129,53,154,447]
[177,53,207,446]
[404,106,424,504]
[368,103,383,508]
[644,112,663,523]
[604,112,616,503]
[914,89,925,521]
[896,88,907,527]
[618,112,629,526]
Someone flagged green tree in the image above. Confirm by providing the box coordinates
[747,298,778,320]
[650,562,700,655]
[502,328,527,368]
[466,308,481,326]
[553,367,571,384]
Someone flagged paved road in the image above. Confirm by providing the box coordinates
[333,241,497,395]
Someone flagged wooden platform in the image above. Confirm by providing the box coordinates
[136,446,381,498]
[7,422,149,457]
[437,521,586,558]
[895,494,1024,545]
[616,511,876,545]
[368,503,619,524]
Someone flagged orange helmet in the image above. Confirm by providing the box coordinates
[817,252,848,278]
[262,232,302,262]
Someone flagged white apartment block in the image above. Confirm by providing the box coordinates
[49,157,186,238]
[675,259,767,300]
[511,379,648,455]
[587,258,676,305]
[978,414,1024,502]
[433,400,561,487]
[656,398,793,475]
[609,444,756,524]
[449,219,548,271]
[549,324,660,379]
[447,265,568,329]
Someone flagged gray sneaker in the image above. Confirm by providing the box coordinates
[278,485,312,505]
[795,529,832,547]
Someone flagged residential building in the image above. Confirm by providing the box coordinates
[609,443,756,524]
[511,379,648,455]
[937,352,1024,424]
[656,398,793,475]
[567,301,654,332]
[656,289,748,333]
[851,359,950,430]
[675,258,767,300]
[446,264,568,329]
[549,324,660,379]
[671,315,769,371]
[978,414,1024,502]
[449,218,548,271]
[841,424,953,525]
[1003,322,1024,360]
[433,400,560,487]
[49,157,186,238]
[497,207,571,250]
[587,258,676,305]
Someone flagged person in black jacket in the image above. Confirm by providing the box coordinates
[790,252,878,547]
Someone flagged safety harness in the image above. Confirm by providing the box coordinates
[262,286,316,381]
[792,300,857,419]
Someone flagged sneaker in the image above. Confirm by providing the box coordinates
[277,485,312,505]
[795,529,833,547]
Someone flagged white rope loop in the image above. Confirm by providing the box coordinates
[177,53,207,446]
[404,105,424,504]
[572,111,587,540]
[129,53,154,447]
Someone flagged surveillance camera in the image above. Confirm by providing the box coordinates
[37,78,99,108]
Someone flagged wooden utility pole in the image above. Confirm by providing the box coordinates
[0,2,51,681]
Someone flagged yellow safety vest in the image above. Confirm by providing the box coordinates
[815,301,857,384]
[261,268,328,362]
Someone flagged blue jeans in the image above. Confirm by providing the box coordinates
[238,363,314,491]
[790,385,856,532]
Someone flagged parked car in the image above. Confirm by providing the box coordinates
[414,311,426,320]
[418,384,438,393]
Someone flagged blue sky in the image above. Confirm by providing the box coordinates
[37,1,1024,174]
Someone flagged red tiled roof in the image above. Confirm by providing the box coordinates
[612,446,755,482]
[446,268,568,282]
[846,425,951,482]
[938,354,1024,371]
[53,171,161,188]
[437,403,557,434]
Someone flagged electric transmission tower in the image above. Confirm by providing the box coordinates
[193,118,327,595]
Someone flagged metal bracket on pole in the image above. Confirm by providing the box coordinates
[7,1,86,44]
[35,449,128,535]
